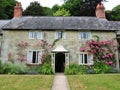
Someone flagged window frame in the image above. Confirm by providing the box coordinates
[78,31,91,40]
[29,31,42,39]
[79,52,93,65]
[55,31,66,39]
[27,50,43,64]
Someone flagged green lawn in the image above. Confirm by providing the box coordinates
[0,75,53,90]
[68,74,120,90]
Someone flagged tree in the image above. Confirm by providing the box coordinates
[62,0,106,16]
[62,0,83,16]
[23,1,45,16]
[111,5,120,21]
[81,0,107,16]
[0,0,16,19]
[43,7,53,16]
[105,10,112,20]
[53,8,71,16]
[52,4,61,14]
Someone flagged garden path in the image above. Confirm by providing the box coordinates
[52,73,70,90]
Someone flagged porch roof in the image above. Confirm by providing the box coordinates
[52,45,68,52]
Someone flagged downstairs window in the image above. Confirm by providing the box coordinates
[27,50,42,64]
[79,53,93,65]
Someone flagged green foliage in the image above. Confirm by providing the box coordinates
[43,7,53,16]
[93,60,112,74]
[40,63,54,74]
[53,8,71,16]
[64,63,80,75]
[80,0,105,16]
[0,60,3,73]
[52,4,61,14]
[0,61,28,74]
[93,35,100,42]
[23,1,45,16]
[62,0,83,16]
[28,66,41,74]
[52,39,60,47]
[0,0,16,19]
[111,5,120,21]
[62,0,105,16]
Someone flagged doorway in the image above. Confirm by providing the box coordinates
[55,52,65,72]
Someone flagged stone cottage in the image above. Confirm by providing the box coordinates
[1,2,120,72]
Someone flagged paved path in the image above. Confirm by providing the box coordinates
[52,73,70,90]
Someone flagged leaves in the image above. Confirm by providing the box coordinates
[23,1,45,16]
[53,8,71,16]
[0,0,16,19]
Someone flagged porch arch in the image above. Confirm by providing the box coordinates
[51,45,69,72]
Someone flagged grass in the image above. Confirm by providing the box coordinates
[0,75,53,90]
[67,74,120,90]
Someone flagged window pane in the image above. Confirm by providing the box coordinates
[33,51,36,63]
[62,32,66,39]
[79,54,83,64]
[29,32,32,39]
[36,51,39,63]
[58,32,61,38]
[38,52,42,64]
[55,32,59,39]
[83,32,86,39]
[79,32,91,39]
[88,54,91,64]
[27,51,33,63]
[37,32,42,39]
[84,54,87,64]
[34,32,37,39]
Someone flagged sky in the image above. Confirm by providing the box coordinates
[17,0,120,10]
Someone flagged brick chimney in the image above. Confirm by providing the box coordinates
[96,4,105,18]
[14,1,22,18]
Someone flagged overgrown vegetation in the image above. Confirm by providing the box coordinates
[64,64,80,75]
[40,63,54,74]
[0,60,28,74]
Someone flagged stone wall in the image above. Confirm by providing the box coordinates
[1,30,116,64]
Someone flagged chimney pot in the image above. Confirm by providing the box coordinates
[14,1,22,18]
[96,4,105,18]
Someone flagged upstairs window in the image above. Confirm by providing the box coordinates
[29,31,42,39]
[55,31,66,39]
[27,50,42,64]
[79,53,93,65]
[78,32,91,39]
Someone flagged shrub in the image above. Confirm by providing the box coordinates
[64,64,80,75]
[93,60,112,74]
[0,60,3,74]
[40,63,54,74]
[28,66,41,74]
[1,61,28,74]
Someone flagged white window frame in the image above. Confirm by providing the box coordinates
[55,31,66,39]
[27,50,43,64]
[78,31,91,40]
[79,52,93,65]
[29,31,42,39]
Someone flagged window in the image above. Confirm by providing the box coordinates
[55,31,66,39]
[27,50,42,64]
[29,31,42,39]
[79,53,93,65]
[78,32,91,39]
